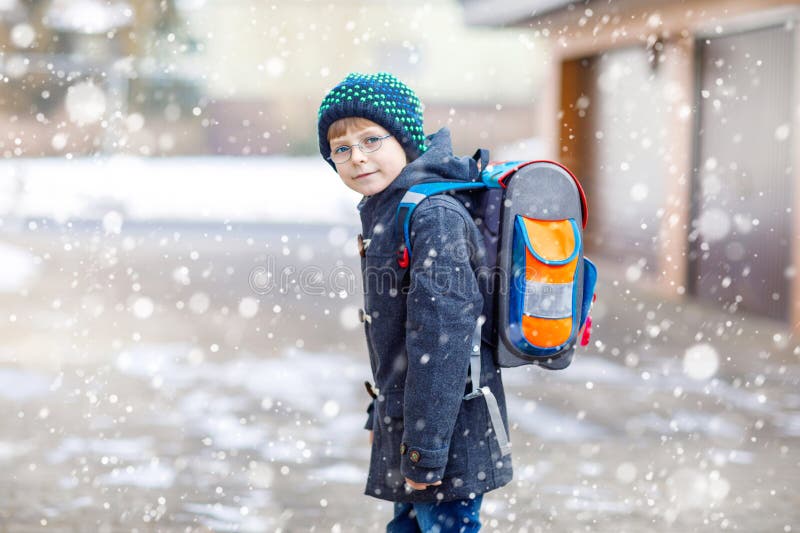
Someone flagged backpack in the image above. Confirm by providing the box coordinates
[395,150,598,456]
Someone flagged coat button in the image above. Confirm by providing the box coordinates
[358,308,365,323]
[399,443,407,455]
[409,450,421,463]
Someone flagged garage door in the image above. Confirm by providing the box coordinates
[689,24,794,321]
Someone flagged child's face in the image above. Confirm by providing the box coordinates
[329,119,408,196]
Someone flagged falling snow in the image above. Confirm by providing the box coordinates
[0,0,798,531]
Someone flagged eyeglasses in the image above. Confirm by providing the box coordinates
[328,134,393,164]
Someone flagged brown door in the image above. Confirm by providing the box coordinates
[689,24,794,321]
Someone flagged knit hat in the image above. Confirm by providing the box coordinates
[317,72,426,168]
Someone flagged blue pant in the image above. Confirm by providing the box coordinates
[386,496,483,533]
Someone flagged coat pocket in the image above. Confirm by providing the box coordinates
[443,402,470,479]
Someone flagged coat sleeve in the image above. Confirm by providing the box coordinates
[400,199,483,484]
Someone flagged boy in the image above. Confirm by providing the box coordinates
[317,72,512,532]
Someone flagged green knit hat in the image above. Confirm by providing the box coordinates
[317,72,426,168]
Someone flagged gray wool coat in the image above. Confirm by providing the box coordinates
[357,128,513,503]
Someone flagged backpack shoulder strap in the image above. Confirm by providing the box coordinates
[396,181,487,267]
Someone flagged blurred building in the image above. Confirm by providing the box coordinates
[0,0,207,156]
[462,0,799,332]
[0,0,547,158]
[163,0,547,157]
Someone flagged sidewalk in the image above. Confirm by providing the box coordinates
[589,255,797,373]
[0,228,797,532]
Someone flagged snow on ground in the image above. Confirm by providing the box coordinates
[0,241,39,292]
[1,170,798,530]
[0,367,51,400]
[0,156,361,225]
[115,344,368,423]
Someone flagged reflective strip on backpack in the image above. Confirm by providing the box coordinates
[400,190,427,206]
[524,280,573,319]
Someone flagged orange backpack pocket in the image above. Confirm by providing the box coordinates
[508,215,580,353]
